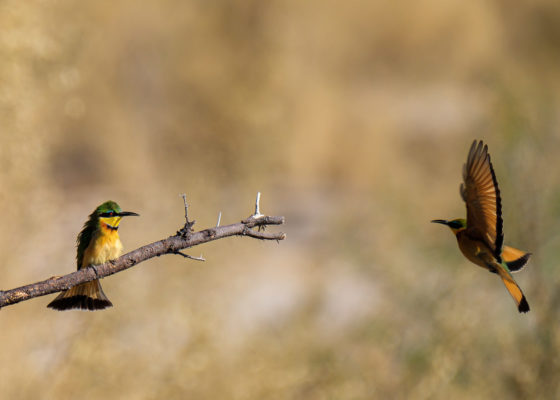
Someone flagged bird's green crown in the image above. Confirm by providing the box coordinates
[96,200,123,218]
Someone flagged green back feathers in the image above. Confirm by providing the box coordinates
[76,201,122,269]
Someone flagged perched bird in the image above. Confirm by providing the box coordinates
[47,201,139,311]
[432,140,531,313]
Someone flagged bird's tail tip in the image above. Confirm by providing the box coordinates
[47,280,113,311]
[518,296,530,313]
[496,265,530,314]
[47,295,113,311]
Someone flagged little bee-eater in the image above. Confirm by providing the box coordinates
[47,201,139,311]
[432,140,531,313]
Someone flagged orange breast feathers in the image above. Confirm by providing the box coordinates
[80,226,123,269]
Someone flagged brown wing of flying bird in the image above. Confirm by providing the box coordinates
[460,140,504,261]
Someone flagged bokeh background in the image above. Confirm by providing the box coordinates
[2,0,560,398]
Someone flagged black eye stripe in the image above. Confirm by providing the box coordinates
[100,211,116,217]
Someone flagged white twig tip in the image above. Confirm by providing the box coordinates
[253,192,263,218]
[216,212,222,227]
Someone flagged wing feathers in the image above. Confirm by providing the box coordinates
[461,140,504,260]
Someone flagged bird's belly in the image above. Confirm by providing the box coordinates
[457,235,493,270]
[81,233,123,268]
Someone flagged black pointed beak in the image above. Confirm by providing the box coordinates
[117,211,140,217]
[431,219,448,225]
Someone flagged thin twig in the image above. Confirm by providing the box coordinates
[180,193,189,223]
[177,194,195,237]
[243,227,287,240]
[216,212,222,227]
[173,251,205,262]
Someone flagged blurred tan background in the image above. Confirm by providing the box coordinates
[2,0,560,398]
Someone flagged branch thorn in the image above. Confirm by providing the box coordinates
[173,251,206,262]
[216,211,222,227]
[252,192,263,219]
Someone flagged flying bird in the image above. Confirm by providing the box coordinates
[432,140,530,313]
[47,201,139,311]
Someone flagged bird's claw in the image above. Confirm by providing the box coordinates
[90,265,100,278]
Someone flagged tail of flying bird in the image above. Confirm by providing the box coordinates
[494,262,530,313]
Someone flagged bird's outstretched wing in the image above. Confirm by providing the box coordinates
[460,140,504,261]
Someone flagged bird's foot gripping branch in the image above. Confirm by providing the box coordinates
[0,193,286,310]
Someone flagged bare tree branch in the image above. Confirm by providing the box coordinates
[0,196,285,309]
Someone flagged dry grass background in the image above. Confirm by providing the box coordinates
[2,0,560,398]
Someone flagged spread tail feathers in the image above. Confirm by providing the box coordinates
[502,245,531,272]
[47,279,112,311]
[495,264,530,313]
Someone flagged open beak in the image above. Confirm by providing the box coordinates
[431,219,448,226]
[117,211,140,217]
